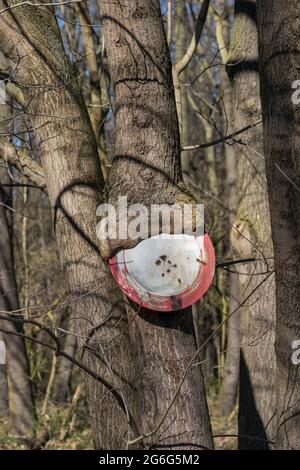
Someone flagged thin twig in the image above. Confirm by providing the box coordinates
[182,119,262,151]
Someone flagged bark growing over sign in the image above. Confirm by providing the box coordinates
[99,0,213,450]
[257,0,300,450]
[227,0,276,449]
[97,1,198,260]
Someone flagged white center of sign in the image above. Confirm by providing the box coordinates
[124,234,204,296]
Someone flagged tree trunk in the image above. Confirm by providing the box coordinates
[257,0,300,450]
[77,2,109,180]
[0,1,139,449]
[228,0,276,449]
[52,316,77,403]
[174,0,190,176]
[99,0,213,449]
[0,332,9,418]
[218,9,240,417]
[0,89,36,437]
[0,0,213,450]
[0,170,36,436]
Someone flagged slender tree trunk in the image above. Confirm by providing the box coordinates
[218,10,240,417]
[0,332,9,418]
[77,2,109,180]
[52,317,77,403]
[219,105,240,417]
[99,0,213,449]
[174,0,190,176]
[0,91,36,437]
[0,170,36,436]
[227,0,276,449]
[257,0,300,450]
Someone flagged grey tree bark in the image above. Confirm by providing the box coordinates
[227,0,276,449]
[218,5,240,416]
[0,88,36,437]
[99,0,213,449]
[0,0,139,449]
[257,0,300,450]
[0,0,214,449]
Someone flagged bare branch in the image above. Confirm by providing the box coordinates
[0,139,46,188]
[216,257,257,268]
[167,0,172,48]
[212,5,228,64]
[0,0,82,16]
[0,313,141,440]
[182,119,262,151]
[173,0,210,130]
[174,0,210,75]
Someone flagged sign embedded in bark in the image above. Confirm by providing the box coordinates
[109,233,215,311]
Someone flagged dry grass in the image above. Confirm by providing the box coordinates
[208,395,238,450]
[1,394,238,450]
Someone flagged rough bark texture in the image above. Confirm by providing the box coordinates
[99,0,213,449]
[97,0,197,261]
[0,0,213,450]
[0,1,139,449]
[257,0,300,450]
[228,0,276,449]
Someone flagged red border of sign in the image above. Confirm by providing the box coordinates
[109,233,215,312]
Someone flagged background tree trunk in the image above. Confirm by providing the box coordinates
[52,313,77,403]
[257,0,300,450]
[0,332,9,418]
[77,2,109,180]
[0,88,36,437]
[218,6,240,416]
[227,0,276,449]
[174,0,190,176]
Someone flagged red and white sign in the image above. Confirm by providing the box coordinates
[109,233,215,312]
